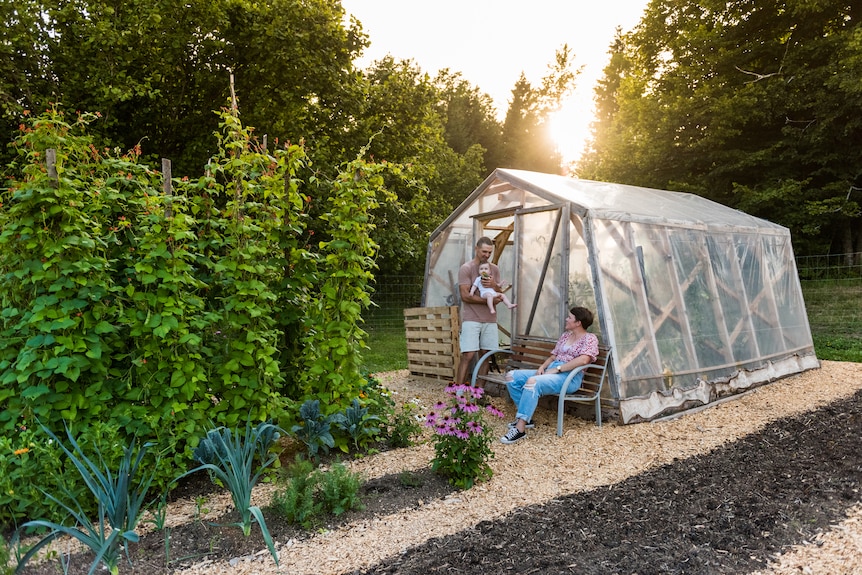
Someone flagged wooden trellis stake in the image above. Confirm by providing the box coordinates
[46,149,58,187]
[162,158,173,219]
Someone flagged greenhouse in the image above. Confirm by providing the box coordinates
[422,168,819,423]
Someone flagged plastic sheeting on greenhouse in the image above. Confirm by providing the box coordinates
[422,168,819,423]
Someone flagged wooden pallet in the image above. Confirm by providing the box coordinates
[403,306,460,384]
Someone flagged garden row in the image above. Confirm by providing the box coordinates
[1,384,422,574]
[0,104,398,529]
[2,382,505,574]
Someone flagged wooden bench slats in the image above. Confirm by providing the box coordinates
[470,336,612,435]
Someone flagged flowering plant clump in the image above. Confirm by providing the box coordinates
[426,384,505,490]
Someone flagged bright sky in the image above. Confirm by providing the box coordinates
[341,0,650,165]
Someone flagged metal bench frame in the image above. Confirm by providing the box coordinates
[470,336,612,435]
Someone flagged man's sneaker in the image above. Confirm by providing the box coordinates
[500,427,527,444]
[507,419,535,429]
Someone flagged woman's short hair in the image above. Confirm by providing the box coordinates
[570,306,594,329]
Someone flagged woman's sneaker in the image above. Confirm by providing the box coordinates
[500,427,527,444]
[507,419,535,429]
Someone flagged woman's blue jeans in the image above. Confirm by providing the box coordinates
[506,361,584,423]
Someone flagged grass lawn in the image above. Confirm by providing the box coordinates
[363,329,408,373]
[801,280,862,362]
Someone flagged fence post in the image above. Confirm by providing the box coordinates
[46,149,58,187]
[162,158,173,219]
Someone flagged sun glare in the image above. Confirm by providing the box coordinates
[549,94,593,169]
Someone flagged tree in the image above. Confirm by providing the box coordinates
[0,0,53,166]
[4,0,368,176]
[501,45,581,174]
[579,28,637,181]
[580,0,862,256]
[344,57,486,274]
[433,69,504,177]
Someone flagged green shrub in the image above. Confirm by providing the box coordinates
[294,377,394,457]
[328,372,397,454]
[332,398,383,452]
[386,402,423,449]
[271,457,364,529]
[271,457,321,528]
[358,372,396,421]
[291,400,337,460]
[317,461,364,516]
[0,422,131,531]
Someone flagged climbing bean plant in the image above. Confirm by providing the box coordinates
[0,105,391,527]
[300,157,396,413]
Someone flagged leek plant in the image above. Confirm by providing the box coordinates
[177,420,282,565]
[14,424,158,575]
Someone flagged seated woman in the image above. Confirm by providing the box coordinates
[500,306,599,444]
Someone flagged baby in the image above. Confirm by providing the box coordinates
[470,262,517,314]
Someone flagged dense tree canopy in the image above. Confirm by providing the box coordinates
[580,0,862,256]
[433,69,505,174]
[1,0,368,176]
[1,0,579,274]
[326,56,483,274]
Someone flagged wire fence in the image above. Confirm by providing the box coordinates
[798,253,862,341]
[797,252,862,280]
[365,275,425,333]
[366,254,862,341]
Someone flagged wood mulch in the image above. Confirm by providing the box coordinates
[13,361,862,575]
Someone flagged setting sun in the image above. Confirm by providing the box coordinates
[549,94,593,169]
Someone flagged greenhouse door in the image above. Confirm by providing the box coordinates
[471,210,517,341]
[514,205,569,339]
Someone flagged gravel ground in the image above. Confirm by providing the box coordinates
[14,361,862,575]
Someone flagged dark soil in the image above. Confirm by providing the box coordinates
[354,390,862,575]
[17,466,456,575]
[17,389,862,575]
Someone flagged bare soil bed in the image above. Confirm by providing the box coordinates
[353,389,862,575]
[15,361,862,575]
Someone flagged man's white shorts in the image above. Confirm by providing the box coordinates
[459,321,498,353]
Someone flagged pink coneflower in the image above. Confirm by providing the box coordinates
[437,422,458,435]
[466,420,483,435]
[485,405,506,418]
